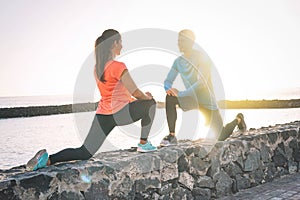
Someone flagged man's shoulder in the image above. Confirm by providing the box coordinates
[175,55,183,62]
[173,56,184,67]
[192,49,202,56]
[192,50,211,66]
[192,50,206,59]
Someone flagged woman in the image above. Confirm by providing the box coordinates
[26,29,157,171]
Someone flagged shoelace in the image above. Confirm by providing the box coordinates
[144,142,155,149]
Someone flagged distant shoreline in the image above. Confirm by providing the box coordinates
[0,99,299,119]
[218,99,300,109]
[0,103,98,119]
[157,99,300,109]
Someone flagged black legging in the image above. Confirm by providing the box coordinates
[165,95,237,141]
[166,95,179,133]
[49,99,156,164]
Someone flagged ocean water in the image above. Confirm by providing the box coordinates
[0,108,300,170]
[0,95,74,108]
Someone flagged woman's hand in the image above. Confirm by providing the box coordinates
[137,91,153,100]
[134,90,153,100]
[145,92,153,99]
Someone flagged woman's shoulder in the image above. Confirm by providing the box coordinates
[105,60,127,79]
[109,60,126,67]
[106,60,127,71]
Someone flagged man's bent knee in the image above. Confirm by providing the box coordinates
[166,95,178,104]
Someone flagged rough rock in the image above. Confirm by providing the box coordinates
[0,121,299,200]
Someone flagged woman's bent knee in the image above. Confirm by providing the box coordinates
[145,98,156,108]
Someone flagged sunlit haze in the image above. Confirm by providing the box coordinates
[0,0,299,100]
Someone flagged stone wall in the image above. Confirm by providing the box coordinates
[1,121,300,200]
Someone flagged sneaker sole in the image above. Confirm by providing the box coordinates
[26,149,47,171]
[137,148,157,153]
[159,143,177,147]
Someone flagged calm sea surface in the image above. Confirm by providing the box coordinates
[0,96,299,169]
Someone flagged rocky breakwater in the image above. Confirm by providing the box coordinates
[1,121,300,199]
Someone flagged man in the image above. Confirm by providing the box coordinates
[160,30,246,146]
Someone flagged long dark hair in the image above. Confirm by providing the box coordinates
[95,29,121,82]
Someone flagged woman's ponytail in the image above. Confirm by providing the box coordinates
[95,29,120,83]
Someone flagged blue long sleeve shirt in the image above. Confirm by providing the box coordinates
[164,50,218,110]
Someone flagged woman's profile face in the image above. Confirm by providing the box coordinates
[112,38,122,56]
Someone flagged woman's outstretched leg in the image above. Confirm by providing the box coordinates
[48,145,92,165]
[27,114,115,170]
[27,99,158,170]
[49,114,115,165]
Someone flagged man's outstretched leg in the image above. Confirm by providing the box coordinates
[218,113,247,141]
[200,107,224,140]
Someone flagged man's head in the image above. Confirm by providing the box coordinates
[178,29,195,53]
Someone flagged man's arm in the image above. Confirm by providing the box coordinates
[164,60,179,91]
[178,58,211,97]
[177,79,203,97]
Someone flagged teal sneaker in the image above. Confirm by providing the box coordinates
[26,149,49,171]
[137,141,157,153]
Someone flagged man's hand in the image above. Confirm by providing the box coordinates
[166,88,179,97]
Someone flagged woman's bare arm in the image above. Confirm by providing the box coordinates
[120,69,152,100]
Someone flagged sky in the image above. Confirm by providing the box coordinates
[0,0,299,100]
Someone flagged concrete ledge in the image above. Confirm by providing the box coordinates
[0,121,300,199]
